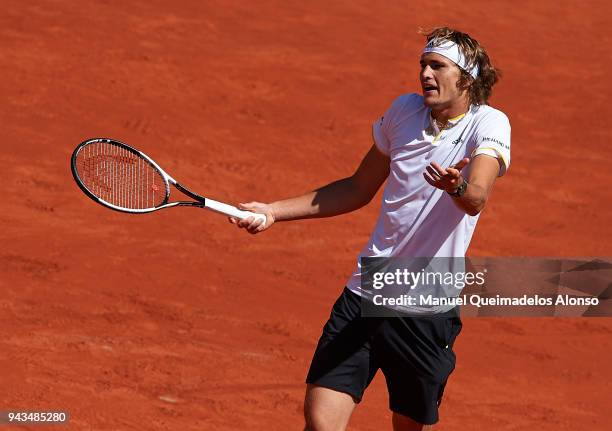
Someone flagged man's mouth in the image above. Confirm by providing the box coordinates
[423,85,438,93]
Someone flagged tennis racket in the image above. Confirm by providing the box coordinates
[71,138,266,223]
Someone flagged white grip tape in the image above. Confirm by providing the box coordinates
[206,199,267,224]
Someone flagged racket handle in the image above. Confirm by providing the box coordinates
[205,199,267,224]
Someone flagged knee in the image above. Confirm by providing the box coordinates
[304,406,333,431]
[303,384,355,431]
[391,412,428,431]
[304,403,346,431]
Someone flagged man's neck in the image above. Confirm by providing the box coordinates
[431,100,470,126]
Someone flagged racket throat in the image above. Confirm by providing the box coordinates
[173,181,207,204]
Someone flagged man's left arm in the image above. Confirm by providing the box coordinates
[423,154,502,216]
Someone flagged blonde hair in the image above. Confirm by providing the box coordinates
[421,27,500,105]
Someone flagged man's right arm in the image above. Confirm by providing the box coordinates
[231,143,390,234]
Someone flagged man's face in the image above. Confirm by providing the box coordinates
[420,53,468,110]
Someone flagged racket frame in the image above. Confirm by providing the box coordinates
[71,138,266,223]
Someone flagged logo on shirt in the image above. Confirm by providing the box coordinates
[452,138,463,145]
[482,136,510,150]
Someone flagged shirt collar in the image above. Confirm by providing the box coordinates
[429,111,468,135]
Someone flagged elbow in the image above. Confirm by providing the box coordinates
[462,184,490,216]
[354,194,374,211]
[466,197,488,216]
[350,177,377,209]
[361,192,377,206]
[466,207,482,217]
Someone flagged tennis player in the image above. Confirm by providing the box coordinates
[231,27,510,431]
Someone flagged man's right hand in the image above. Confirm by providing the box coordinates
[228,201,276,234]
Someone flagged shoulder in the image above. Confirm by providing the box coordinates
[390,93,424,111]
[383,93,425,121]
[471,104,511,127]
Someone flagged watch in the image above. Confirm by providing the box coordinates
[448,178,468,198]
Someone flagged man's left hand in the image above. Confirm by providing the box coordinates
[423,157,470,193]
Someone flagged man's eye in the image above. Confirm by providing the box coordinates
[420,63,443,70]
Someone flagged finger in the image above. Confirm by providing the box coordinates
[247,219,265,234]
[445,167,462,179]
[423,172,439,188]
[237,216,255,228]
[430,162,447,176]
[452,158,470,171]
[249,225,265,235]
[238,201,259,211]
[426,166,442,179]
[228,217,238,225]
[247,218,263,232]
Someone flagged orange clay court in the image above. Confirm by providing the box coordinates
[1,1,611,430]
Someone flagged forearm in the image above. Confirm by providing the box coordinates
[233,144,389,233]
[449,181,488,216]
[425,155,499,217]
[270,176,371,222]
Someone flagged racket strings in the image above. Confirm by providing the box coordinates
[75,142,167,209]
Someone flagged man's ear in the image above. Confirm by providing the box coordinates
[456,70,472,92]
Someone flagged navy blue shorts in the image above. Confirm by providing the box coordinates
[306,287,462,425]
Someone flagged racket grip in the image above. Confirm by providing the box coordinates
[206,199,267,224]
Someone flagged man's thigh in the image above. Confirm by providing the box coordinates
[306,287,379,402]
[375,314,462,425]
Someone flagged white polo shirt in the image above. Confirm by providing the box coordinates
[346,93,511,296]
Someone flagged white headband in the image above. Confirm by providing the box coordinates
[423,39,479,79]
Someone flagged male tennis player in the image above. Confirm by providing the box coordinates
[231,27,510,431]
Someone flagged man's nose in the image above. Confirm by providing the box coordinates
[420,66,433,80]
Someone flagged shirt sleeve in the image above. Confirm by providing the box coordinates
[372,113,390,155]
[471,109,511,176]
[372,94,415,156]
